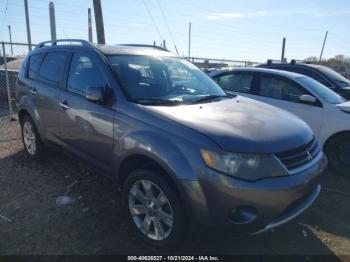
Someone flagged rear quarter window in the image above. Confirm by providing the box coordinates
[28,53,45,80]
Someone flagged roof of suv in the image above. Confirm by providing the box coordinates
[95,44,176,57]
[33,39,176,57]
[210,67,306,80]
[258,62,326,70]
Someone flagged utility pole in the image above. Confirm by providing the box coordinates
[319,31,328,62]
[88,8,93,42]
[8,25,13,55]
[93,0,105,44]
[174,45,179,55]
[49,2,57,41]
[188,22,191,58]
[24,0,32,51]
[281,37,286,62]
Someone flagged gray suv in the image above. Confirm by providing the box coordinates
[16,39,327,246]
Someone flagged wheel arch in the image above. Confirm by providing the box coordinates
[18,108,45,142]
[323,130,350,151]
[117,152,192,222]
[18,108,31,122]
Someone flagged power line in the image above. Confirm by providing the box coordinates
[0,0,9,38]
[170,0,329,32]
[142,0,163,41]
[156,0,178,54]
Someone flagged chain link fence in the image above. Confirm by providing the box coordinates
[0,42,32,144]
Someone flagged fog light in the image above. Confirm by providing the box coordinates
[228,206,257,225]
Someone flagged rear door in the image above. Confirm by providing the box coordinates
[58,51,115,171]
[31,51,69,139]
[252,73,324,136]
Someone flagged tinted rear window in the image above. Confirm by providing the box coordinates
[28,53,44,80]
[38,52,68,87]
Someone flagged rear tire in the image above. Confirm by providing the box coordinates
[20,115,45,160]
[122,169,186,247]
[325,134,350,176]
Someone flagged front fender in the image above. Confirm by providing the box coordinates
[114,130,212,225]
[115,130,199,181]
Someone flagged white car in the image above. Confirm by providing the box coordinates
[210,67,350,176]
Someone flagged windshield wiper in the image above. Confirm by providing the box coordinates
[192,94,231,104]
[132,99,183,105]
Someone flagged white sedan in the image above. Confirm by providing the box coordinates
[210,67,350,176]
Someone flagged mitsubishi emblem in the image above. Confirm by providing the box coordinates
[306,150,313,161]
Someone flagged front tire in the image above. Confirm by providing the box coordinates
[325,134,350,176]
[122,169,186,247]
[20,115,44,159]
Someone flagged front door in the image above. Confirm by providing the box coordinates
[58,52,115,171]
[252,73,324,137]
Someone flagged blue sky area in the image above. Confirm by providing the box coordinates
[0,0,349,62]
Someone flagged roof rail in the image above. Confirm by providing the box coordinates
[267,59,283,65]
[290,59,308,65]
[36,39,93,49]
[119,44,169,51]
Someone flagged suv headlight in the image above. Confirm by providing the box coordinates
[200,149,260,177]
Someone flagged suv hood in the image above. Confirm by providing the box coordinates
[146,96,313,154]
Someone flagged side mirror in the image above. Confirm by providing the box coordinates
[86,86,104,103]
[299,94,317,104]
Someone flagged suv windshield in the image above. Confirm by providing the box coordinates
[298,77,345,104]
[316,66,350,88]
[108,55,228,105]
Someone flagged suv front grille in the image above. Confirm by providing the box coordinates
[275,138,320,171]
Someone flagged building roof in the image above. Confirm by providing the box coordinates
[0,57,25,71]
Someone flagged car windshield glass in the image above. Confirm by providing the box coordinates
[298,77,345,104]
[316,66,350,88]
[108,55,228,105]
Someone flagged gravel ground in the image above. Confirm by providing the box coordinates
[0,119,350,258]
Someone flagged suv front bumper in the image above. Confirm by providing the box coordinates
[181,152,327,233]
[252,184,320,234]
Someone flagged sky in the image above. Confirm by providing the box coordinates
[0,0,349,62]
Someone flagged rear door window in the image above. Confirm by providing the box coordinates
[215,73,254,94]
[28,53,45,80]
[37,52,68,87]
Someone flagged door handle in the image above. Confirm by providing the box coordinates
[30,88,38,95]
[59,101,70,110]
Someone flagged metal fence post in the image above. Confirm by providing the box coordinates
[1,41,14,120]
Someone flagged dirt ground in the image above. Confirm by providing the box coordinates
[0,119,350,258]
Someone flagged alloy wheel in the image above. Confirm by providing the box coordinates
[128,180,173,241]
[23,121,36,155]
